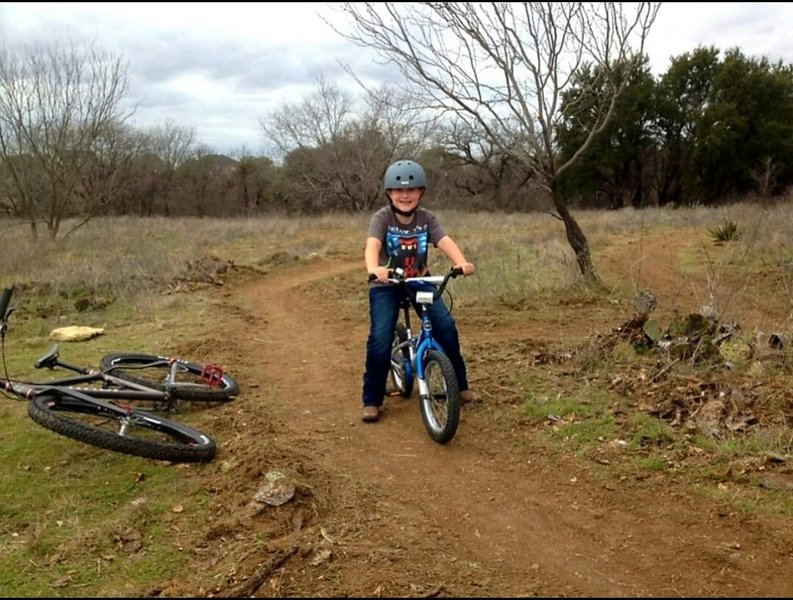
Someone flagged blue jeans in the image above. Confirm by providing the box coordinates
[361,283,469,407]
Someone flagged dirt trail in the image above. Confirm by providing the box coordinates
[178,232,793,598]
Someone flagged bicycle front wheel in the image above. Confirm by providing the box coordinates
[418,350,460,444]
[99,353,239,401]
[27,393,217,463]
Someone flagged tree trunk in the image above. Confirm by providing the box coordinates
[551,182,598,282]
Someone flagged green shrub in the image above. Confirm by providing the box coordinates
[708,219,740,242]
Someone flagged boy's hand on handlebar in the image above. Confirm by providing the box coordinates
[455,263,475,277]
[368,266,391,284]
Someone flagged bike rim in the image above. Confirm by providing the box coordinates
[423,361,449,431]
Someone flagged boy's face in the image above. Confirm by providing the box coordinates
[386,187,424,213]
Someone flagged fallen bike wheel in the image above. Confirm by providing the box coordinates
[27,393,217,463]
[99,353,240,401]
[418,350,460,444]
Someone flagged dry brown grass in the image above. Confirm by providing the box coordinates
[2,201,792,321]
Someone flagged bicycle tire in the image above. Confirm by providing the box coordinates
[418,350,460,444]
[99,353,239,402]
[27,393,217,463]
[389,323,414,398]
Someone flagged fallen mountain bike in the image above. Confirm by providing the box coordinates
[374,266,465,444]
[0,286,238,463]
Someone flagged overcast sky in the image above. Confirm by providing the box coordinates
[2,2,793,156]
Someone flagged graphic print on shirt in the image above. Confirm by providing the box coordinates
[385,229,428,277]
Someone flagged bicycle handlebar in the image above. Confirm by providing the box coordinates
[367,266,464,298]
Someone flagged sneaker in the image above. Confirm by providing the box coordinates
[459,389,481,405]
[361,405,381,422]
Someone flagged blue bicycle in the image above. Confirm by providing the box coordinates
[385,266,464,444]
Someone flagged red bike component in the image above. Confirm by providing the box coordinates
[199,364,224,387]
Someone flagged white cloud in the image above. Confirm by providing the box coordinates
[645,2,793,73]
[0,2,379,154]
[2,2,793,154]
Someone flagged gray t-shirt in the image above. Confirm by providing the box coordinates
[367,206,446,278]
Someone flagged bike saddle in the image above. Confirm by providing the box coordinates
[34,344,60,369]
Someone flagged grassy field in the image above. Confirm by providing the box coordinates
[3,202,791,312]
[1,201,793,595]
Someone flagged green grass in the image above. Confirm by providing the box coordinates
[0,421,209,596]
[628,413,676,449]
[519,389,621,456]
[632,455,668,472]
[693,427,793,459]
[0,266,222,596]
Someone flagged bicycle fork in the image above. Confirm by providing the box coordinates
[412,307,437,401]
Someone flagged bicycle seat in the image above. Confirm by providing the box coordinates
[34,344,60,369]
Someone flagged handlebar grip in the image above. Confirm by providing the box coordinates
[368,269,404,283]
[0,287,12,319]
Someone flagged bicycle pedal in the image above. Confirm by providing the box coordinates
[199,364,224,387]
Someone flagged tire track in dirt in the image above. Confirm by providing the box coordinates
[224,249,792,597]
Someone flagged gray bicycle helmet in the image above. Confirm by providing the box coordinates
[383,160,427,192]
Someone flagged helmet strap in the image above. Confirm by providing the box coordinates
[389,202,417,217]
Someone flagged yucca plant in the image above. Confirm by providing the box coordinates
[708,219,740,242]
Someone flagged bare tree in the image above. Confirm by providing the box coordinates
[436,120,539,211]
[328,2,660,280]
[260,77,434,212]
[137,121,198,216]
[72,122,148,231]
[0,38,132,237]
[261,75,353,160]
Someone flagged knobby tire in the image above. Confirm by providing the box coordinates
[27,393,217,463]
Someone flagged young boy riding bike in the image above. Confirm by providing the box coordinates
[360,159,479,422]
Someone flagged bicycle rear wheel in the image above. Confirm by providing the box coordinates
[418,350,460,444]
[389,323,414,398]
[99,353,239,401]
[27,393,217,463]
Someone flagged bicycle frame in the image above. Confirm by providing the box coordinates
[396,277,447,385]
[4,376,145,417]
[27,345,213,404]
